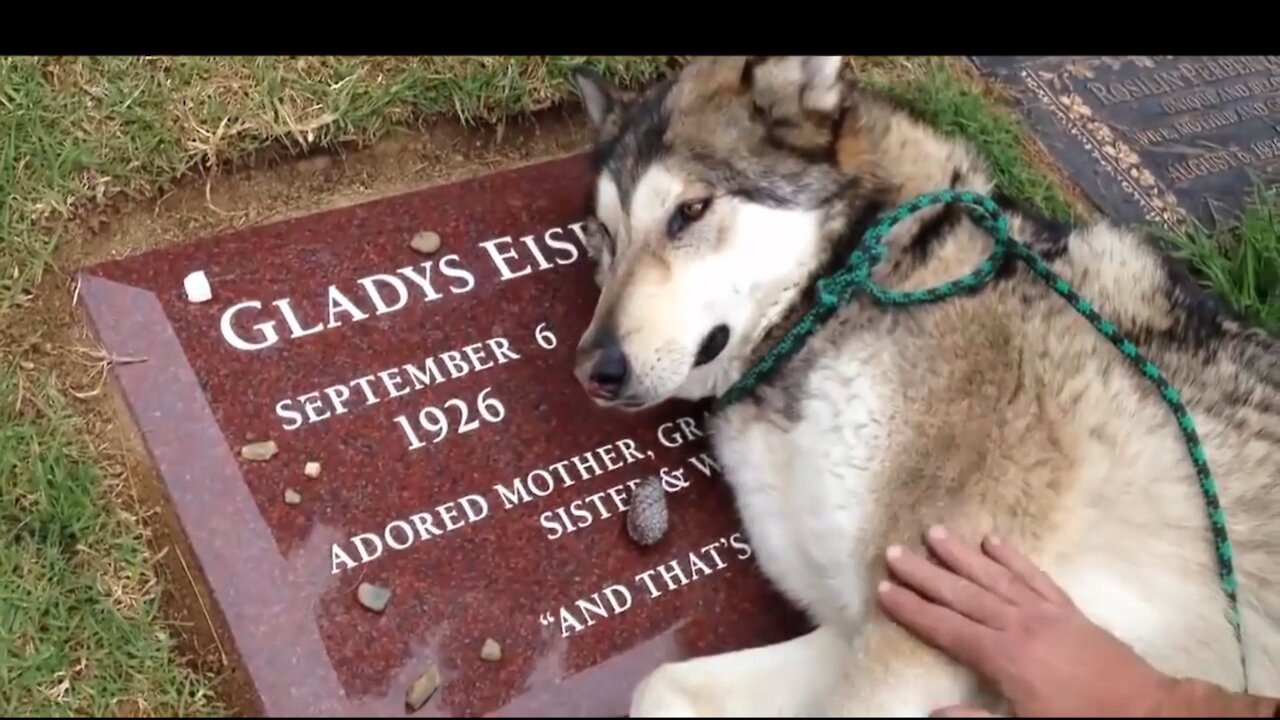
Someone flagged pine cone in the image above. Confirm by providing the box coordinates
[627,475,668,547]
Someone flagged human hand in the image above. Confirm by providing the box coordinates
[874,526,1179,717]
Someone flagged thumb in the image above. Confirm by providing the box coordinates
[930,705,1000,718]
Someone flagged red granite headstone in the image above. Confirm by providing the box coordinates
[77,152,810,717]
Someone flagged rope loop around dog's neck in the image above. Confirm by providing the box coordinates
[713,188,1249,691]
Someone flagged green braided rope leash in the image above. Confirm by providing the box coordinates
[714,189,1248,690]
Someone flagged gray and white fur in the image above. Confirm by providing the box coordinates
[563,56,1280,716]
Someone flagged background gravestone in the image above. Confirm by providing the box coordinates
[971,56,1280,230]
[77,152,808,717]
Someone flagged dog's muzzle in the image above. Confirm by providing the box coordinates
[575,330,630,401]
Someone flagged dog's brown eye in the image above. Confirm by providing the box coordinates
[668,197,712,238]
[680,199,709,221]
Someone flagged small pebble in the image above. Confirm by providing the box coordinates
[240,440,278,462]
[480,638,502,662]
[304,461,321,478]
[283,488,302,505]
[409,231,442,255]
[405,664,441,711]
[627,475,669,546]
[357,581,392,613]
[19,360,34,371]
[183,270,212,303]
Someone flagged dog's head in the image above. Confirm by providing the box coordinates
[568,56,858,411]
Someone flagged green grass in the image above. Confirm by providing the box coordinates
[0,56,674,309]
[860,59,1077,222]
[0,372,213,717]
[1158,182,1280,334]
[862,58,1278,334]
[0,55,1274,718]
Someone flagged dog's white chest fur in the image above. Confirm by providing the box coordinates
[712,348,892,632]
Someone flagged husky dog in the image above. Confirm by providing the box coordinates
[564,56,1280,716]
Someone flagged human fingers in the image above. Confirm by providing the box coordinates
[981,534,1074,607]
[924,526,1039,607]
[876,577,999,676]
[886,543,1013,629]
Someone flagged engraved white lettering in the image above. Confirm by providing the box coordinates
[543,225,581,265]
[220,300,279,351]
[656,415,706,448]
[356,273,410,315]
[492,438,648,510]
[538,531,755,637]
[392,386,506,450]
[273,334,524,431]
[326,286,369,326]
[331,494,490,573]
[479,236,533,281]
[539,466,692,541]
[272,210,769,660]
[217,220,589,350]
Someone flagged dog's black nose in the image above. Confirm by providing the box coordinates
[588,340,629,399]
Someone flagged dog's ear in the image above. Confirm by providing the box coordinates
[742,56,850,159]
[568,65,631,133]
[744,56,848,116]
[578,216,615,287]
